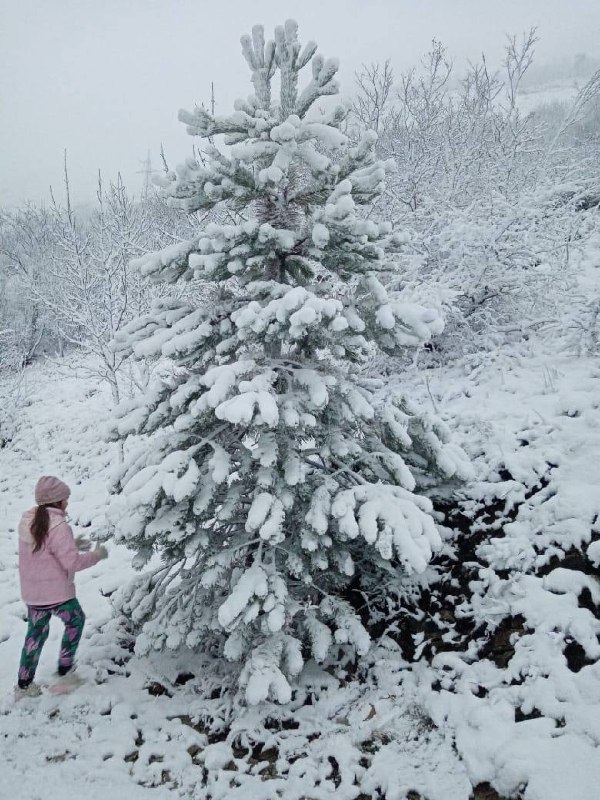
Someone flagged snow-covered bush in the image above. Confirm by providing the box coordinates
[0,207,57,368]
[0,367,27,448]
[353,35,600,356]
[0,169,159,403]
[108,20,471,704]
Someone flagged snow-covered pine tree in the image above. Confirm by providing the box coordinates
[108,20,471,704]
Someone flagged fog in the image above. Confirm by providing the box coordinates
[1,0,598,207]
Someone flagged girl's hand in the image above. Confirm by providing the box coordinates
[75,535,92,552]
[94,544,109,560]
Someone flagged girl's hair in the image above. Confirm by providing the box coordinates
[31,502,63,553]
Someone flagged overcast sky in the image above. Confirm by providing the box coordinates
[1,0,599,208]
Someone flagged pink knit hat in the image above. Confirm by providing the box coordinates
[34,476,71,505]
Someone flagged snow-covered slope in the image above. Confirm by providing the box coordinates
[517,80,580,115]
[0,364,175,798]
[1,332,600,799]
[405,341,600,800]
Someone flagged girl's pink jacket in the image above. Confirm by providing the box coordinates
[18,507,101,606]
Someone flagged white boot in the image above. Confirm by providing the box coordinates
[14,682,43,701]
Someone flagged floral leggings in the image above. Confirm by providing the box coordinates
[17,599,86,688]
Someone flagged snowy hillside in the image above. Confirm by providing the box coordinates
[2,15,600,800]
[517,78,580,115]
[1,325,599,799]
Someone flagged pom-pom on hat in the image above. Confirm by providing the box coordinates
[34,476,71,506]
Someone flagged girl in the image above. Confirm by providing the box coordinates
[15,475,108,699]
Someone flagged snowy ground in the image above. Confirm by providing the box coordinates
[407,340,600,799]
[1,333,600,798]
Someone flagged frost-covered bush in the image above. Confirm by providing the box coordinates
[0,368,27,448]
[353,36,600,356]
[0,208,57,368]
[0,174,161,403]
[108,20,471,704]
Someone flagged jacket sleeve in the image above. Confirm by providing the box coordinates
[49,522,101,573]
